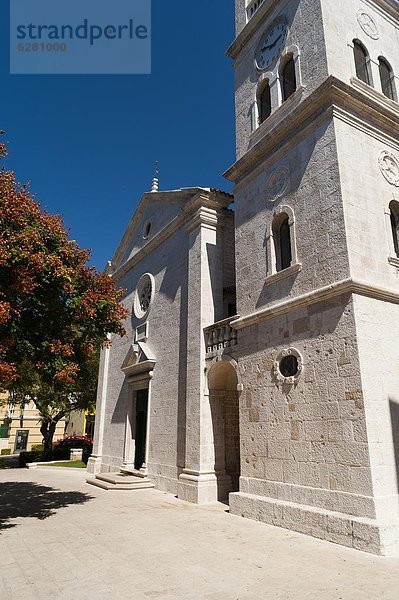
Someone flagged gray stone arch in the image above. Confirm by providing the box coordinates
[255,74,273,126]
[208,355,240,391]
[268,204,298,274]
[207,357,241,500]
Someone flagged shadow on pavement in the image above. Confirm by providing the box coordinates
[0,481,94,532]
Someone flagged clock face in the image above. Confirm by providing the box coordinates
[255,22,287,71]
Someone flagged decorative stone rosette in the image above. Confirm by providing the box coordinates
[356,10,379,40]
[379,151,399,187]
[266,166,290,201]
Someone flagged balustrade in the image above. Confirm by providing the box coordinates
[204,316,238,357]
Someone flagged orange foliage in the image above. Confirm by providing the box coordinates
[0,134,128,388]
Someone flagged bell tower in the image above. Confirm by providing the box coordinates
[226,0,399,555]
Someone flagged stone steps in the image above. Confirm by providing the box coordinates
[86,471,155,491]
[119,467,148,478]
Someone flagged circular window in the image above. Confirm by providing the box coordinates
[133,273,155,320]
[273,348,303,385]
[143,222,152,240]
[279,355,298,378]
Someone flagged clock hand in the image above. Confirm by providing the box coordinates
[269,34,283,49]
[260,34,283,54]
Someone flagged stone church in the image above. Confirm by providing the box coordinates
[87,0,399,556]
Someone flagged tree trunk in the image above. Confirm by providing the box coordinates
[40,420,57,460]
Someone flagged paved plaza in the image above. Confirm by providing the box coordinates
[0,468,398,600]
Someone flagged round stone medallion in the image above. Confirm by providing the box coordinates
[266,166,290,200]
[357,10,379,40]
[379,151,399,187]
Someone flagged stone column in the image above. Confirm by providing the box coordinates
[143,376,153,472]
[178,196,224,503]
[122,383,136,471]
[87,338,111,475]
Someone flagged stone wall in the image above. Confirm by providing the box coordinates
[321,0,399,91]
[335,116,399,289]
[354,295,399,555]
[234,119,349,317]
[224,392,241,490]
[99,226,189,494]
[222,209,237,292]
[229,293,395,552]
[234,294,373,500]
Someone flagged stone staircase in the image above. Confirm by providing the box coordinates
[86,469,155,491]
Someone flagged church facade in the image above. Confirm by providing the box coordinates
[87,0,399,556]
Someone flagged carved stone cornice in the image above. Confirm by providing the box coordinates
[185,204,219,234]
[230,277,399,330]
[123,361,156,379]
[365,0,399,24]
[184,192,231,215]
[224,76,399,185]
[388,256,399,268]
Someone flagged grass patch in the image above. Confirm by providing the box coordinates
[40,461,87,469]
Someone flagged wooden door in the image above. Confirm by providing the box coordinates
[134,389,148,470]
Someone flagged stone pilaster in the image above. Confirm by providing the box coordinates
[87,340,111,475]
[178,196,224,503]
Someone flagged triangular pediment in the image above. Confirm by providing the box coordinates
[112,190,197,272]
[121,342,156,377]
[121,344,139,371]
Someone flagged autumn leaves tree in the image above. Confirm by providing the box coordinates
[0,135,128,456]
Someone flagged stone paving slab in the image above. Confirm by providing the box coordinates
[0,468,398,600]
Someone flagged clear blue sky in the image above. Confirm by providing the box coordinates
[0,1,236,268]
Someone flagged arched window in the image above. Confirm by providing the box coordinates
[353,40,371,86]
[379,58,396,100]
[390,201,399,258]
[259,82,272,124]
[281,55,297,101]
[273,213,292,272]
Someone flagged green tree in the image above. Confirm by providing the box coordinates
[0,135,128,457]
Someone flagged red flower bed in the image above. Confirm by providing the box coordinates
[53,435,93,448]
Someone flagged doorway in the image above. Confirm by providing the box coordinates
[14,429,29,453]
[208,361,240,500]
[134,389,149,470]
